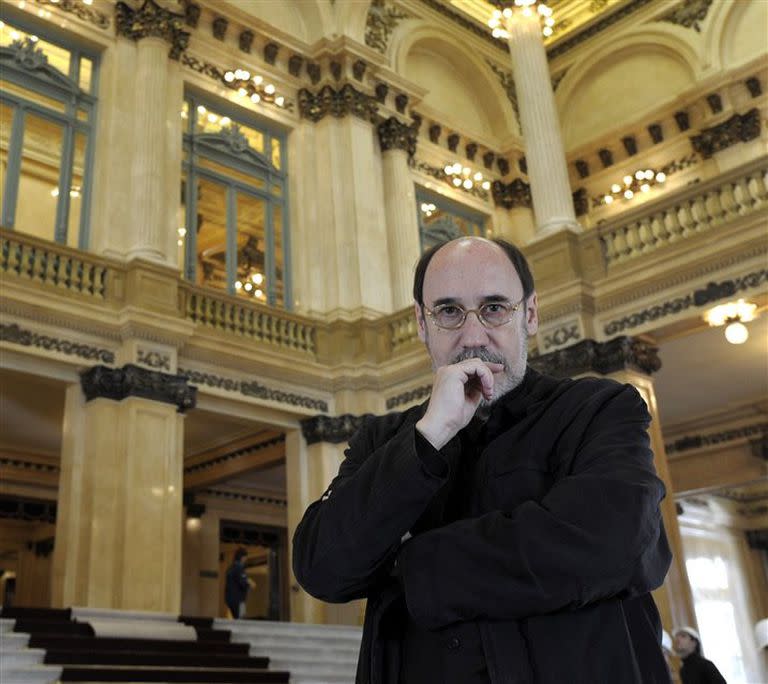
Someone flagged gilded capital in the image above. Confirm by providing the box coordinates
[377,116,417,156]
[116,0,190,60]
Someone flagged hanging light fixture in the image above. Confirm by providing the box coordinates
[488,1,555,40]
[442,162,492,192]
[703,299,758,345]
[603,168,666,205]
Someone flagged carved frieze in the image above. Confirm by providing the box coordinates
[288,55,303,77]
[386,385,432,410]
[483,151,495,170]
[598,148,613,168]
[212,17,228,41]
[301,414,373,445]
[659,0,714,33]
[264,42,279,65]
[115,0,190,60]
[239,30,254,53]
[298,85,379,124]
[575,159,590,178]
[365,0,410,54]
[375,83,389,104]
[706,93,723,114]
[491,178,532,209]
[180,0,199,27]
[675,111,691,132]
[665,423,767,455]
[529,336,661,378]
[648,123,663,144]
[745,77,762,98]
[447,133,460,153]
[0,323,115,363]
[80,364,197,412]
[377,116,417,156]
[690,109,761,159]
[137,348,171,371]
[34,0,111,29]
[485,60,521,134]
[541,322,581,352]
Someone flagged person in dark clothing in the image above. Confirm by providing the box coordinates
[673,626,727,684]
[293,237,673,683]
[224,547,250,619]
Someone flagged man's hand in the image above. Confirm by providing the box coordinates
[415,359,503,450]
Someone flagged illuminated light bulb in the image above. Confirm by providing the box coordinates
[538,4,547,14]
[452,162,462,174]
[611,183,621,193]
[514,0,523,6]
[474,172,483,181]
[542,26,553,36]
[255,289,264,298]
[265,84,276,95]
[207,113,217,123]
[241,71,250,80]
[623,175,633,185]
[177,239,183,246]
[604,195,613,204]
[640,183,650,193]
[522,7,532,17]
[10,30,19,40]
[30,35,38,42]
[635,170,644,180]
[244,282,253,292]
[235,281,243,290]
[482,181,491,190]
[492,9,501,18]
[51,188,59,197]
[238,88,248,97]
[197,105,206,115]
[463,179,473,189]
[489,19,499,29]
[178,227,186,237]
[462,167,471,176]
[444,165,453,175]
[70,189,80,198]
[83,0,93,4]
[275,96,285,107]
[624,189,634,199]
[724,321,748,344]
[545,17,555,27]
[502,8,513,18]
[0,21,4,27]
[452,178,462,187]
[253,75,263,85]
[224,71,235,83]
[252,273,264,285]
[220,116,230,126]
[38,9,45,16]
[656,172,666,182]
[251,92,261,103]
[491,27,502,37]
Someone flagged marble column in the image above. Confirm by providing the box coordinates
[51,365,195,612]
[503,8,579,237]
[378,117,421,311]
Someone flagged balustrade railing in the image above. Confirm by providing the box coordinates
[0,228,119,300]
[389,309,419,351]
[181,284,317,355]
[598,162,768,267]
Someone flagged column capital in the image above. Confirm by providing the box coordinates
[530,336,661,379]
[80,364,197,412]
[116,0,190,60]
[377,116,417,155]
[300,414,373,445]
[492,178,532,209]
[297,84,379,124]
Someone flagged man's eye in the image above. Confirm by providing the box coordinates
[483,303,506,313]
[438,306,461,316]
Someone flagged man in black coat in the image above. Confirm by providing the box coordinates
[673,626,727,683]
[293,237,673,683]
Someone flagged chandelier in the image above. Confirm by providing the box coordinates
[489,1,556,39]
[603,169,666,205]
[224,69,285,108]
[443,162,492,191]
[703,299,758,345]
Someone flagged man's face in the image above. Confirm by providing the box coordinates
[415,238,538,406]
[673,632,697,657]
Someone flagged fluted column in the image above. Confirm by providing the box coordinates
[378,117,421,310]
[503,8,579,237]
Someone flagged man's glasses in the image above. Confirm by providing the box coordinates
[423,297,525,330]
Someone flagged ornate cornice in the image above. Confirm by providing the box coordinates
[0,457,59,474]
[34,0,111,29]
[115,0,190,60]
[298,84,379,124]
[386,384,431,410]
[665,423,768,455]
[492,178,532,209]
[529,336,662,378]
[301,413,373,445]
[0,323,115,363]
[377,116,418,155]
[0,496,56,523]
[204,488,287,508]
[178,368,328,412]
[541,322,581,352]
[690,109,761,159]
[80,364,197,412]
[185,434,285,474]
[659,0,714,33]
[603,269,768,336]
[365,0,411,54]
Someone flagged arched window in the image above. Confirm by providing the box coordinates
[0,18,98,248]
[181,94,290,309]
[416,187,487,252]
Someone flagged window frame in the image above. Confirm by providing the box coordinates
[415,186,487,252]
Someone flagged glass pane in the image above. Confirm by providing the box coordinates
[197,157,265,189]
[177,172,188,273]
[271,138,281,170]
[235,192,267,302]
[0,25,71,78]
[79,57,93,92]
[0,101,14,221]
[0,78,67,114]
[15,112,64,241]
[77,108,89,123]
[67,130,86,248]
[195,176,228,291]
[272,204,285,307]
[193,104,264,154]
[417,193,487,251]
[271,183,282,197]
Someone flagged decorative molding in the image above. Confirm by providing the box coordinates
[745,77,762,98]
[178,368,328,412]
[690,109,761,159]
[137,348,171,371]
[603,269,768,336]
[542,322,581,351]
[659,0,714,33]
[410,159,490,201]
[485,60,520,133]
[34,0,111,29]
[298,84,379,123]
[185,434,285,474]
[377,116,417,155]
[0,496,56,523]
[0,457,59,474]
[0,323,115,363]
[301,414,373,445]
[115,0,190,61]
[180,0,200,28]
[529,336,661,378]
[220,522,281,547]
[365,0,411,54]
[204,488,287,507]
[665,423,768,455]
[80,364,197,412]
[491,178,532,209]
[386,385,431,410]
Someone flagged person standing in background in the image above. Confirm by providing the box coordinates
[225,547,250,619]
[673,626,727,684]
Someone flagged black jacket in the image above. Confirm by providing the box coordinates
[293,369,672,683]
[680,652,727,684]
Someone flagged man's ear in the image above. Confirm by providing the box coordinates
[414,302,427,343]
[526,292,539,336]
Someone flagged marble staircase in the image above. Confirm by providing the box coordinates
[0,615,62,684]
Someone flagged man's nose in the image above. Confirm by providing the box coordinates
[458,310,490,346]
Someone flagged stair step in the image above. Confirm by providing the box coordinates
[0,665,63,684]
[12,619,93,636]
[58,665,289,682]
[29,634,249,654]
[248,644,359,662]
[235,634,361,651]
[2,649,46,667]
[1,631,31,648]
[44,649,269,668]
[1,607,72,621]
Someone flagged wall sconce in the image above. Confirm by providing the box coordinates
[603,169,666,205]
[443,162,492,191]
[703,299,758,344]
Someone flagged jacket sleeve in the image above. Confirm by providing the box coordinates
[398,383,672,629]
[292,412,457,603]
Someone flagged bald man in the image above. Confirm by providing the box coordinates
[293,237,672,684]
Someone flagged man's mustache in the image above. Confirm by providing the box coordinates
[452,347,508,370]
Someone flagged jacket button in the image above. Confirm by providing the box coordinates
[447,637,461,650]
